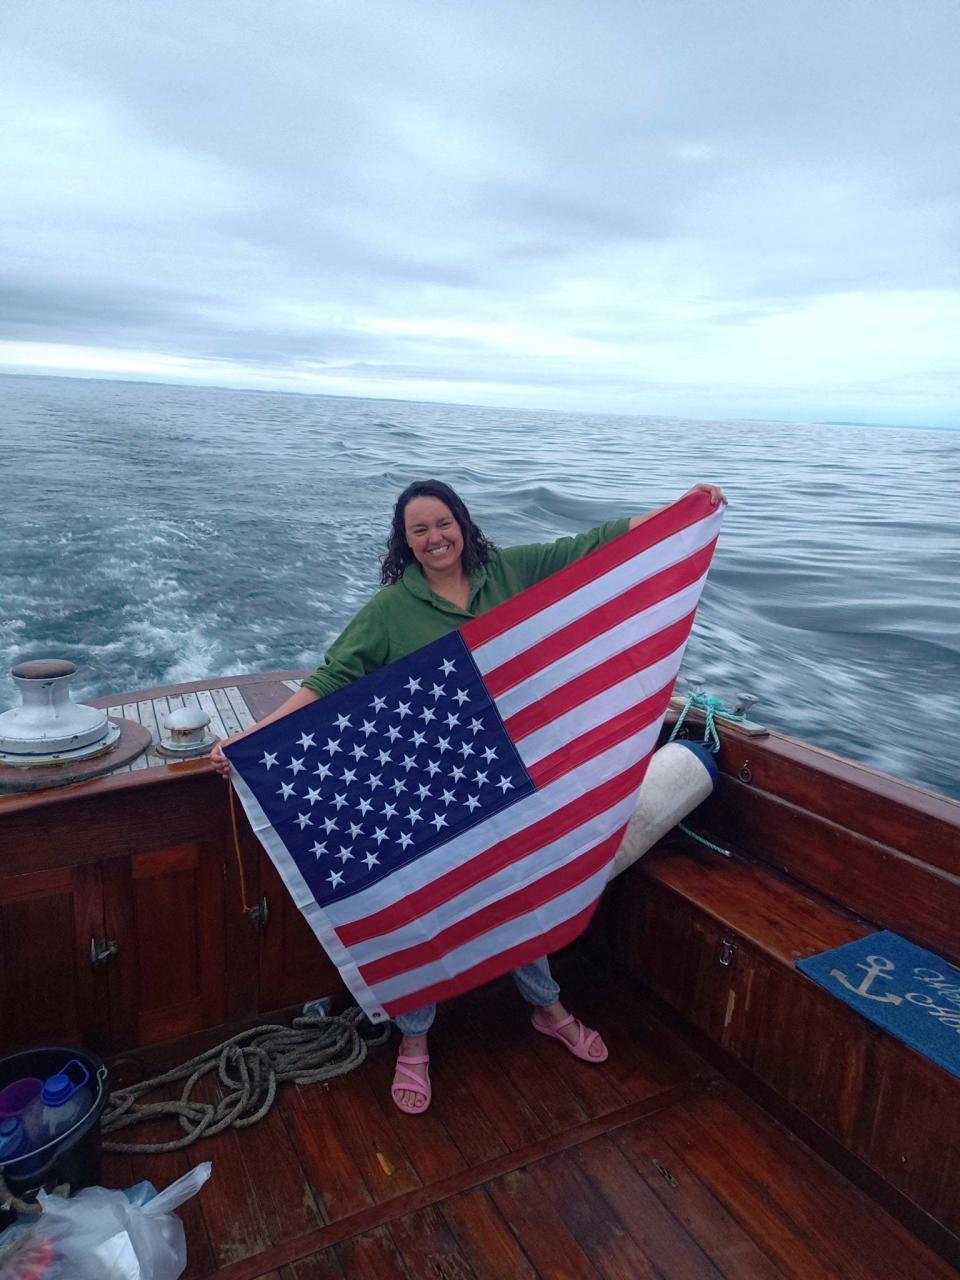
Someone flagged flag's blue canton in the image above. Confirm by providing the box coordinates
[227,632,535,905]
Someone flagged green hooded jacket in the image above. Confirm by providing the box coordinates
[301,518,629,699]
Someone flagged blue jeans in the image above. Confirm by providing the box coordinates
[394,955,561,1036]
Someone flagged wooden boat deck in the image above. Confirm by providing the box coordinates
[100,949,954,1280]
[101,677,303,772]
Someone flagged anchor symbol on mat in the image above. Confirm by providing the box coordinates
[830,954,903,1004]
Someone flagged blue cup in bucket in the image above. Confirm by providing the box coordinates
[0,1118,41,1179]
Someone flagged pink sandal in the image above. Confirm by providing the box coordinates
[532,1012,609,1063]
[391,1053,431,1114]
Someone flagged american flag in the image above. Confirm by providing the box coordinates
[226,492,723,1022]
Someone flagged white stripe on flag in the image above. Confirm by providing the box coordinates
[511,648,683,767]
[493,573,708,720]
[470,512,722,673]
[370,864,613,1005]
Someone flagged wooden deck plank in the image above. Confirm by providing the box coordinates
[572,947,718,1099]
[567,1135,725,1280]
[334,1226,412,1279]
[485,1164,603,1279]
[320,1069,423,1206]
[137,696,165,745]
[209,1087,704,1280]
[222,684,258,731]
[596,1123,784,1280]
[645,1087,957,1280]
[631,1103,845,1278]
[387,1203,481,1279]
[122,701,153,770]
[279,1257,344,1280]
[231,1095,324,1245]
[183,1079,274,1270]
[243,679,299,723]
[195,687,231,740]
[280,1080,376,1222]
[428,991,547,1155]
[107,704,138,774]
[439,1185,540,1280]
[527,1147,670,1279]
[461,983,591,1138]
[703,1085,958,1280]
[211,686,247,737]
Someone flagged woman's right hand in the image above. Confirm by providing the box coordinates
[210,733,247,779]
[207,685,320,780]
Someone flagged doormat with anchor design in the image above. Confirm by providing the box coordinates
[796,930,960,1078]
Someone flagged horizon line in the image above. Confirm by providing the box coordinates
[0,367,955,434]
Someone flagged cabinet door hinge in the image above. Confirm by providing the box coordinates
[248,896,269,931]
[718,935,738,968]
[90,937,119,966]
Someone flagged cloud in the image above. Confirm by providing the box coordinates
[1,0,958,424]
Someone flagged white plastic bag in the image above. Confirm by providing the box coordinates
[0,1162,211,1280]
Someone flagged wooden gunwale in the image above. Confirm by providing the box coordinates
[674,708,960,866]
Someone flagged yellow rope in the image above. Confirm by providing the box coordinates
[228,785,256,915]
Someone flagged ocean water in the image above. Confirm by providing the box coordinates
[2,373,958,800]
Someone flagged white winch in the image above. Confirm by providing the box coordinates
[0,659,121,765]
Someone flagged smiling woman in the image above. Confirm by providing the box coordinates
[381,479,493,611]
[210,475,725,1115]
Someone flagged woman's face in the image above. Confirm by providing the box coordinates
[403,496,465,576]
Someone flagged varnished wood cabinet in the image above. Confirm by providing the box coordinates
[0,765,348,1059]
[0,863,108,1051]
[257,852,343,1014]
[99,841,227,1048]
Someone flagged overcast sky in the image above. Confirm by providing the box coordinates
[2,1,958,425]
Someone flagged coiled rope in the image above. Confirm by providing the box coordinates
[101,1006,389,1154]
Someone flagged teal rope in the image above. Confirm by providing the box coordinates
[669,687,741,858]
[677,822,734,859]
[668,690,744,753]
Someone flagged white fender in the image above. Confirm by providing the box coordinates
[610,740,717,879]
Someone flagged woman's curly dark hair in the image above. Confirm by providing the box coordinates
[380,480,494,586]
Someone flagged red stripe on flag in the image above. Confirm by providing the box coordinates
[460,491,715,652]
[483,539,716,698]
[359,828,625,985]
[335,759,648,948]
[382,900,601,1017]
[528,685,672,789]
[503,613,694,742]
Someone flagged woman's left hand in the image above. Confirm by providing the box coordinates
[628,483,728,530]
[685,482,727,507]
